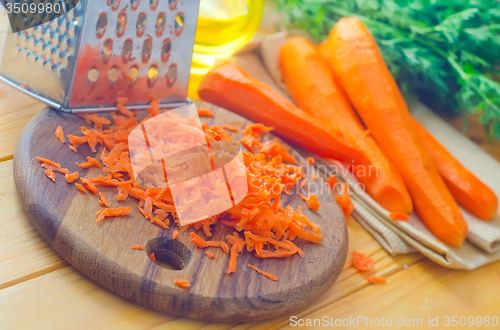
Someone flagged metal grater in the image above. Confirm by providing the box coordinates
[0,0,200,113]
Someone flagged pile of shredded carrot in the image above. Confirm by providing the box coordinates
[36,98,326,283]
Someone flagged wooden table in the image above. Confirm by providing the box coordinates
[1,79,500,329]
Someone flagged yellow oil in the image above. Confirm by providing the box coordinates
[189,0,264,99]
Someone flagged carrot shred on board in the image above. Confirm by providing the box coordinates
[96,207,131,222]
[65,172,79,183]
[327,175,337,190]
[306,157,314,165]
[76,156,102,168]
[335,183,353,219]
[204,251,215,258]
[223,124,239,132]
[172,230,179,239]
[98,192,110,206]
[75,183,86,193]
[300,194,321,211]
[36,157,61,168]
[131,245,144,250]
[367,276,386,284]
[41,163,69,174]
[389,212,410,221]
[197,108,215,117]
[69,145,77,153]
[55,126,65,143]
[81,178,98,195]
[248,264,278,281]
[44,170,56,182]
[149,253,156,263]
[226,232,245,274]
[352,251,374,272]
[174,279,190,289]
[190,232,229,253]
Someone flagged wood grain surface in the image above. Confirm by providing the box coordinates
[12,101,348,322]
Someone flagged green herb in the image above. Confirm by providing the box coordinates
[270,0,500,138]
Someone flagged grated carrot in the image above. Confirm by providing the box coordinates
[367,276,386,284]
[41,163,69,174]
[55,126,65,143]
[223,124,239,132]
[306,157,314,165]
[191,232,229,253]
[327,175,337,190]
[131,245,144,250]
[389,212,409,221]
[44,170,56,182]
[174,279,190,289]
[149,252,156,263]
[75,183,86,193]
[65,172,80,183]
[248,264,278,281]
[335,183,353,219]
[36,157,61,168]
[226,232,245,274]
[204,251,215,258]
[76,156,102,168]
[352,251,374,272]
[69,145,77,153]
[81,178,98,195]
[98,192,110,206]
[300,194,321,212]
[197,108,215,117]
[96,207,131,222]
[172,230,179,239]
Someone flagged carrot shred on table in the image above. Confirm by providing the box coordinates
[352,251,374,272]
[197,108,214,117]
[300,194,321,212]
[204,251,215,259]
[36,156,61,168]
[81,178,98,195]
[223,124,239,132]
[389,212,410,221]
[149,252,156,263]
[335,183,353,219]
[190,232,229,253]
[131,245,144,250]
[69,145,78,152]
[174,279,190,289]
[96,207,131,222]
[84,114,111,128]
[75,183,86,193]
[41,163,69,174]
[226,232,245,274]
[55,125,65,143]
[172,230,179,240]
[44,170,56,182]
[248,264,278,281]
[327,175,337,190]
[76,156,102,168]
[306,157,314,165]
[367,276,386,284]
[65,172,79,183]
[98,192,110,206]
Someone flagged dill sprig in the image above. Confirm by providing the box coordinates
[270,0,500,138]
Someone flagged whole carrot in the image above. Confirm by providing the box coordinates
[328,17,467,246]
[198,62,370,165]
[280,36,412,213]
[412,119,498,220]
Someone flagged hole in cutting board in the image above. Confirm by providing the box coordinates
[146,237,191,270]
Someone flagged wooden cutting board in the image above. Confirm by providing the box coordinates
[13,101,348,322]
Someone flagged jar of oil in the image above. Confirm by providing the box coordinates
[189,0,264,99]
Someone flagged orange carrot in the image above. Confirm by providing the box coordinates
[81,178,98,195]
[335,183,353,220]
[98,192,110,207]
[131,245,144,250]
[36,157,61,168]
[367,276,386,284]
[55,126,65,143]
[96,207,131,222]
[149,253,156,263]
[300,194,321,212]
[248,264,278,281]
[329,18,467,246]
[44,170,56,182]
[76,156,102,168]
[40,163,69,174]
[279,36,412,214]
[174,279,190,289]
[197,108,215,117]
[190,232,229,253]
[75,183,86,193]
[172,230,179,240]
[352,251,373,272]
[226,232,245,274]
[204,251,215,259]
[327,175,337,190]
[65,172,79,183]
[412,119,498,220]
[198,62,370,165]
[389,212,409,221]
[306,157,314,165]
[223,124,239,132]
[69,145,77,153]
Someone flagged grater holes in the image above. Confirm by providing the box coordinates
[174,12,184,37]
[131,0,140,11]
[117,11,127,38]
[88,68,99,83]
[155,12,166,37]
[122,39,134,63]
[148,65,158,87]
[142,38,153,63]
[161,38,171,63]
[109,67,120,82]
[103,39,114,56]
[108,0,121,11]
[150,0,160,11]
[136,12,147,38]
[126,65,139,87]
[96,12,108,39]
[168,0,178,10]
[166,63,177,87]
